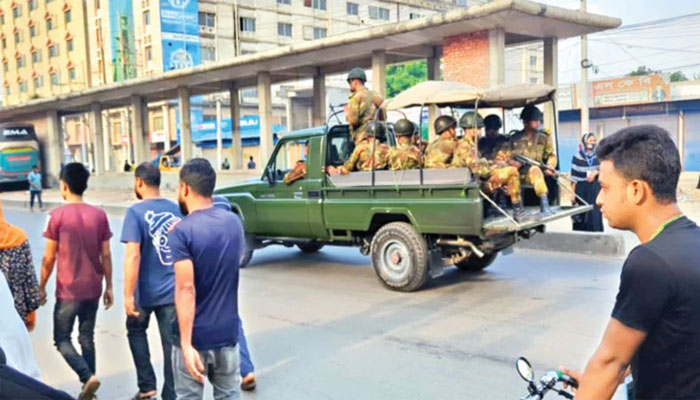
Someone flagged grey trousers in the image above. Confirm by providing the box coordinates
[172,344,240,400]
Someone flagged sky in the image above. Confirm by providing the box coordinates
[533,0,700,83]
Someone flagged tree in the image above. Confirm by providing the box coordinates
[386,61,428,98]
[626,65,658,76]
[669,71,688,82]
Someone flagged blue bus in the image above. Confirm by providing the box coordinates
[0,124,41,185]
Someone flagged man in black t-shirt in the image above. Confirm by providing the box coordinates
[560,125,700,400]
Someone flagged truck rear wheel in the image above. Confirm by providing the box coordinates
[297,242,324,253]
[240,235,256,269]
[454,252,498,272]
[371,222,429,292]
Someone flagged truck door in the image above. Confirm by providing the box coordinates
[255,138,313,237]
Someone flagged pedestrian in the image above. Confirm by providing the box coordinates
[560,125,700,399]
[570,132,604,232]
[38,162,114,400]
[212,195,256,391]
[125,160,132,172]
[222,158,231,170]
[0,271,41,380]
[170,159,244,399]
[122,162,181,400]
[247,156,256,170]
[0,199,40,331]
[28,165,43,211]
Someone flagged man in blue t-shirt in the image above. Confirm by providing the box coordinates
[170,159,243,399]
[121,163,182,400]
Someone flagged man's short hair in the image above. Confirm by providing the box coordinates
[60,162,90,195]
[179,158,216,197]
[597,125,680,203]
[135,162,161,187]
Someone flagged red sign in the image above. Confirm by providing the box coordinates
[592,74,671,106]
[6,155,31,161]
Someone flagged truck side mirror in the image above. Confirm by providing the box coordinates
[265,167,275,186]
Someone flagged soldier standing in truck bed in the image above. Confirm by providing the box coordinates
[389,119,422,171]
[344,68,385,145]
[424,116,458,169]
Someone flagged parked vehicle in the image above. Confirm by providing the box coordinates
[0,124,40,187]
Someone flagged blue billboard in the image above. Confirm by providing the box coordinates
[160,0,201,71]
[189,116,287,148]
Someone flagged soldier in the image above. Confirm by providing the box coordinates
[389,119,422,170]
[452,112,524,221]
[330,121,389,175]
[506,105,557,215]
[344,68,385,145]
[283,142,308,185]
[424,116,458,169]
[478,114,509,160]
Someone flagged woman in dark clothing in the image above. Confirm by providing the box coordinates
[571,132,604,232]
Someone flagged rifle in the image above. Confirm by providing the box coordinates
[513,154,573,182]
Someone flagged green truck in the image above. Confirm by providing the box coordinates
[215,83,591,292]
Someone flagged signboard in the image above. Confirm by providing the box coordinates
[160,0,201,72]
[592,74,670,107]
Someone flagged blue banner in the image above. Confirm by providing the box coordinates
[189,116,287,147]
[160,0,201,72]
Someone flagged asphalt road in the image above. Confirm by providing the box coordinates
[4,207,628,400]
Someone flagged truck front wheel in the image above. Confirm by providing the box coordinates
[371,222,429,292]
[454,252,498,272]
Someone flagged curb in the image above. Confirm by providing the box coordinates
[2,199,128,218]
[516,231,626,258]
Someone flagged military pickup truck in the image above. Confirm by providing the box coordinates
[215,83,591,292]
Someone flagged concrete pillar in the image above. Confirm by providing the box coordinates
[130,95,147,163]
[679,111,685,168]
[543,37,558,138]
[90,103,105,175]
[427,48,441,141]
[312,67,326,126]
[372,50,386,98]
[45,109,63,186]
[101,110,112,172]
[162,104,171,152]
[229,84,243,169]
[488,28,505,87]
[178,87,193,162]
[257,71,273,165]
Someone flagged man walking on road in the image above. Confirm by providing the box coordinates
[561,125,700,399]
[122,162,182,400]
[170,159,244,399]
[39,162,114,400]
[28,165,43,211]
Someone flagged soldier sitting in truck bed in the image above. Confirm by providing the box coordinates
[389,119,422,171]
[328,121,389,175]
[424,116,459,169]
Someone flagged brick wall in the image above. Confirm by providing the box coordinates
[442,30,490,88]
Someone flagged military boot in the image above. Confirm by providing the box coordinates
[539,195,553,216]
[512,201,525,222]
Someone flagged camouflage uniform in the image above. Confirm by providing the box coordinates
[451,136,521,203]
[478,134,509,161]
[339,140,390,174]
[389,141,422,170]
[346,87,383,144]
[424,136,457,169]
[505,129,557,197]
[283,160,307,185]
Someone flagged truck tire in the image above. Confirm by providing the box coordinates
[240,235,256,269]
[371,222,429,292]
[454,252,498,272]
[297,242,324,253]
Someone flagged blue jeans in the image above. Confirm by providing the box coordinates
[172,345,240,400]
[53,299,99,384]
[237,316,254,377]
[127,304,176,400]
[29,190,42,209]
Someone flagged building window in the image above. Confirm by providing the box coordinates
[67,39,74,52]
[154,115,164,130]
[1,38,5,49]
[308,0,326,10]
[240,17,255,32]
[69,68,76,81]
[201,46,215,62]
[33,76,43,88]
[12,5,21,19]
[30,25,37,37]
[410,13,421,19]
[17,55,26,68]
[347,2,358,15]
[143,10,150,26]
[50,71,59,85]
[94,0,99,10]
[277,0,291,4]
[198,12,215,28]
[457,0,467,6]
[14,32,21,44]
[314,27,327,39]
[530,55,537,68]
[146,46,152,61]
[0,14,4,24]
[32,51,41,63]
[2,62,7,72]
[4,86,9,96]
[530,77,538,83]
[49,44,59,57]
[369,6,389,21]
[64,9,71,24]
[19,81,28,93]
[47,18,54,30]
[278,22,292,37]
[29,0,37,11]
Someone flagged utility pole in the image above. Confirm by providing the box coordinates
[216,96,223,171]
[580,0,589,135]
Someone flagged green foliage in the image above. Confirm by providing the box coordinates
[386,61,428,98]
[670,71,688,82]
[626,65,658,76]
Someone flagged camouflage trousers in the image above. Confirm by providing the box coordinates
[523,166,548,197]
[483,166,521,204]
